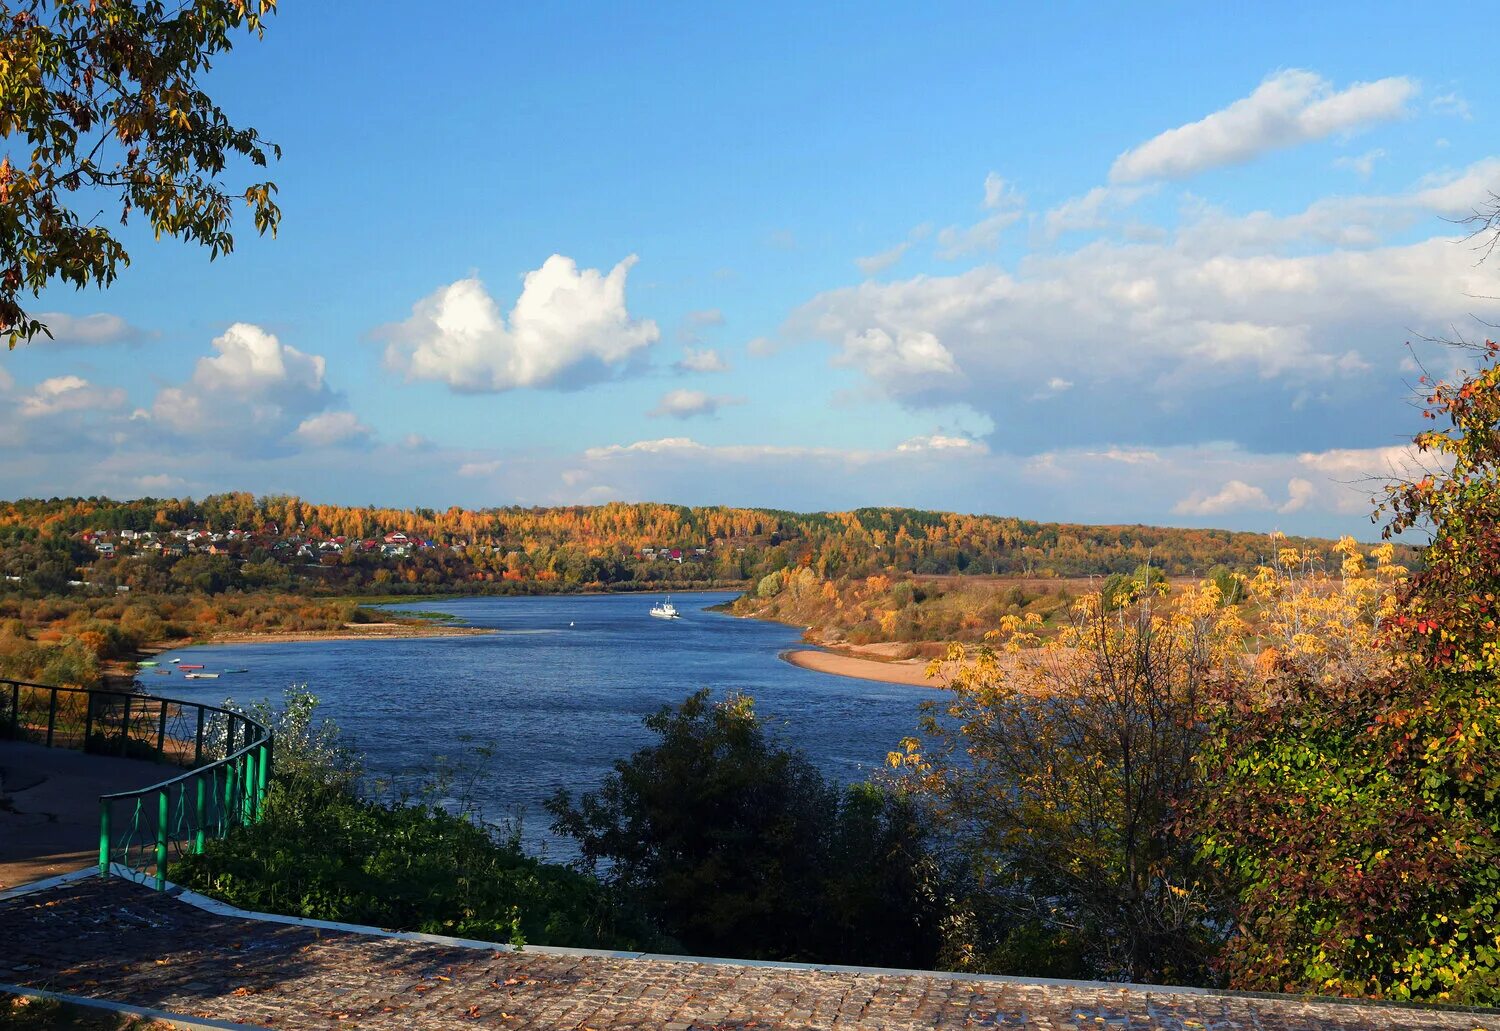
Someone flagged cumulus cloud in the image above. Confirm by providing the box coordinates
[1111,70,1418,183]
[30,312,146,347]
[648,389,745,419]
[19,376,126,418]
[834,328,960,384]
[148,323,339,453]
[674,346,729,373]
[1173,479,1275,515]
[1280,476,1317,513]
[292,411,372,448]
[381,255,659,393]
[792,162,1500,453]
[983,172,1023,211]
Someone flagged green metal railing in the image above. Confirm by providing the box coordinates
[0,678,272,889]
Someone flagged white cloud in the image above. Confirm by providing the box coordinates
[457,459,504,478]
[1033,376,1074,399]
[1111,70,1418,183]
[19,376,126,417]
[1280,476,1316,513]
[148,323,340,453]
[895,433,988,453]
[1173,479,1274,515]
[792,169,1500,452]
[648,389,745,419]
[31,312,145,347]
[1334,148,1387,178]
[855,242,911,277]
[293,411,372,448]
[983,173,1024,211]
[674,346,729,373]
[1430,91,1471,120]
[834,328,960,383]
[1043,185,1154,239]
[936,210,1024,258]
[381,255,659,392]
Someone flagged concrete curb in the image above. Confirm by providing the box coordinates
[0,982,260,1030]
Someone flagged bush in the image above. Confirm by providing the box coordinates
[174,776,652,950]
[548,690,948,966]
[173,687,656,951]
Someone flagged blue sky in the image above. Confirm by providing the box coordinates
[5,2,1498,536]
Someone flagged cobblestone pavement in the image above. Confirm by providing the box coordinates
[2,878,1498,1030]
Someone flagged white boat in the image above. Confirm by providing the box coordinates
[649,597,681,620]
[183,672,220,679]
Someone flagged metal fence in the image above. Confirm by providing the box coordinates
[0,679,273,889]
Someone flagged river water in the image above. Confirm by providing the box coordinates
[154,592,928,857]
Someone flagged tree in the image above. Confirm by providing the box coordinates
[547,690,947,966]
[1195,357,1500,1003]
[892,593,1236,984]
[1,0,281,347]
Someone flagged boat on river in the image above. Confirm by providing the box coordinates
[649,597,681,620]
[179,664,204,670]
[183,672,219,679]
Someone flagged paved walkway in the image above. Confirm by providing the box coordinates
[2,877,1497,1030]
[0,741,178,890]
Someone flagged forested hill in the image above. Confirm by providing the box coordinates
[0,495,1413,595]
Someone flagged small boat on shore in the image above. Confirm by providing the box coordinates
[649,597,681,620]
[183,672,220,679]
[137,661,158,667]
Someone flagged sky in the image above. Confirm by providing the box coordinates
[4,2,1499,537]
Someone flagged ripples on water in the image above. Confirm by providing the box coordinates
[157,592,928,857]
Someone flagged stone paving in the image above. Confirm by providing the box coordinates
[2,877,1498,1030]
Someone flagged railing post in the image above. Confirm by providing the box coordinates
[193,705,205,766]
[256,742,269,820]
[224,758,238,831]
[83,691,94,752]
[9,681,17,739]
[120,696,131,757]
[155,700,167,761]
[242,751,256,825]
[194,776,207,854]
[45,687,57,747]
[155,789,168,890]
[98,800,110,878]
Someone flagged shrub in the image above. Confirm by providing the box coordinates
[548,690,948,966]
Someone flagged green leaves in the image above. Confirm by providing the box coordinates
[1,0,281,347]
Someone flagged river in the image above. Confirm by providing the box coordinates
[153,592,929,857]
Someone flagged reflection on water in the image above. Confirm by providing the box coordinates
[157,592,927,856]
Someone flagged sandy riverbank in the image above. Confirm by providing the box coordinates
[781,648,943,688]
[199,622,496,645]
[102,622,494,686]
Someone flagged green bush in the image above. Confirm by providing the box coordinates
[173,775,655,951]
[548,689,949,966]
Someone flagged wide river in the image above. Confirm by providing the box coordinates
[155,592,929,857]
